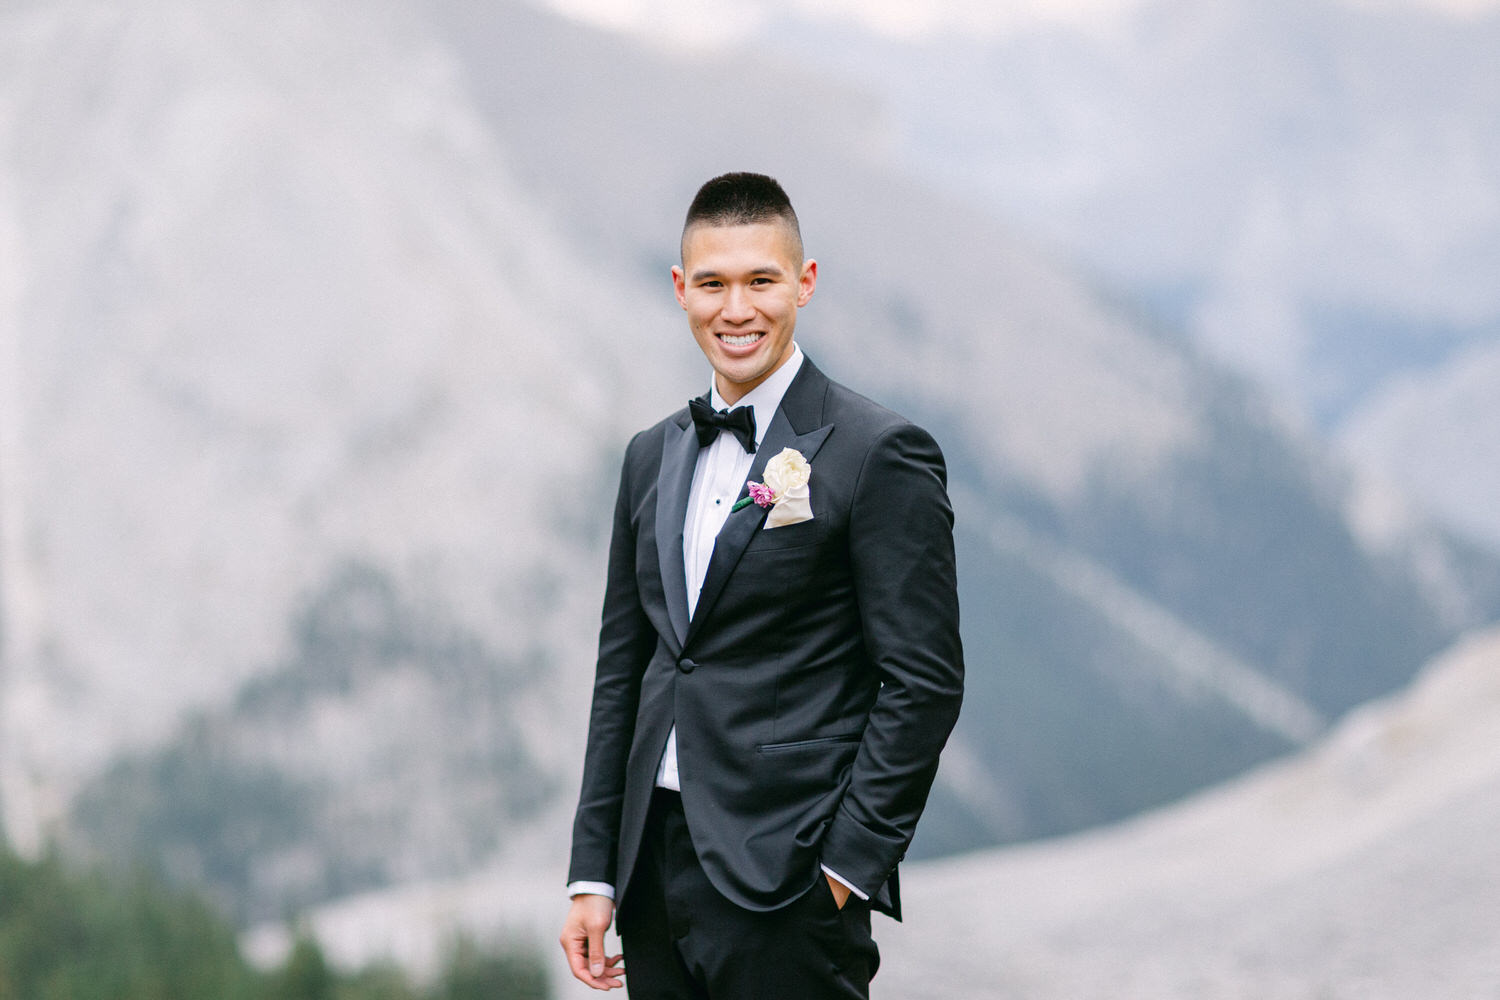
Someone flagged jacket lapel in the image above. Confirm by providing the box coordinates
[686,360,835,646]
[655,414,698,650]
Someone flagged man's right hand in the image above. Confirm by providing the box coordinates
[560,893,624,990]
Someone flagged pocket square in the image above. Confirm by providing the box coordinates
[764,489,812,528]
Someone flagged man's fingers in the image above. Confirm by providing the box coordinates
[573,953,624,990]
[562,924,593,981]
[588,924,607,977]
[824,872,853,910]
[563,936,620,990]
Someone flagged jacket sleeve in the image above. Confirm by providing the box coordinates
[817,421,965,897]
[566,436,658,887]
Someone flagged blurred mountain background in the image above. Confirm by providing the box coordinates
[1,0,1497,995]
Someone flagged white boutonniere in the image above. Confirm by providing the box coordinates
[731,447,813,528]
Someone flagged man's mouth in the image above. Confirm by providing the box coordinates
[719,332,764,348]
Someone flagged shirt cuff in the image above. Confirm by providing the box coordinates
[820,864,869,901]
[567,881,616,900]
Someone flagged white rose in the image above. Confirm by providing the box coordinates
[762,448,811,498]
[761,447,813,528]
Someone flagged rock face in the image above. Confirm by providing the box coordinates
[0,0,690,881]
[1,0,1494,923]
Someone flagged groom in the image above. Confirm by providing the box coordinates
[560,172,964,998]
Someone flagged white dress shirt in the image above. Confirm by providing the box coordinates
[656,345,805,792]
[569,345,862,902]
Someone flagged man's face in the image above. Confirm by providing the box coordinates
[672,221,817,405]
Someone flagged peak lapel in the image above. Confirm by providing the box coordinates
[655,415,698,650]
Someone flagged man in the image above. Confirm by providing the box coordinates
[560,172,963,998]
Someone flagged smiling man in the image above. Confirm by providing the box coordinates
[560,173,964,999]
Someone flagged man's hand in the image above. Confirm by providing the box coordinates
[560,893,624,990]
[824,872,852,910]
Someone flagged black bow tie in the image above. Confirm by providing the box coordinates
[689,395,757,453]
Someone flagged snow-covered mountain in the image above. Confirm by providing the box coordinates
[1,0,1495,926]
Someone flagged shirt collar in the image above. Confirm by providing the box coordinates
[708,343,804,449]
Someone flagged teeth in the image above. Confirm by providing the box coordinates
[721,332,762,347]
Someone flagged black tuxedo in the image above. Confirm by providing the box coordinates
[568,356,963,928]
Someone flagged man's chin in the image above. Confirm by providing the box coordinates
[715,361,774,395]
[709,341,796,399]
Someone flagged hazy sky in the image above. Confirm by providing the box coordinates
[539,0,1500,44]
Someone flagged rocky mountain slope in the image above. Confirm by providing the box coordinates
[0,0,693,871]
[875,625,1500,999]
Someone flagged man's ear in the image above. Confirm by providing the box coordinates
[797,259,818,307]
[672,264,688,310]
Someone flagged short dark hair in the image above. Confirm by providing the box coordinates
[681,172,803,262]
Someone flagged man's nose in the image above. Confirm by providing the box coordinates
[723,285,756,321]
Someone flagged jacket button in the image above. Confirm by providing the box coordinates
[678,657,697,674]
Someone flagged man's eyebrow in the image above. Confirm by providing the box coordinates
[689,264,786,282]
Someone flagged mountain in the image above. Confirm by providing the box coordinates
[0,0,738,914]
[0,0,693,873]
[743,0,1500,551]
[1,0,1494,925]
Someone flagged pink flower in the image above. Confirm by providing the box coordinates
[748,481,777,508]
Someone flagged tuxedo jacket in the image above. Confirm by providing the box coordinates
[567,356,963,920]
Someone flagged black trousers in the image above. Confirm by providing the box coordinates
[616,789,880,1000]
